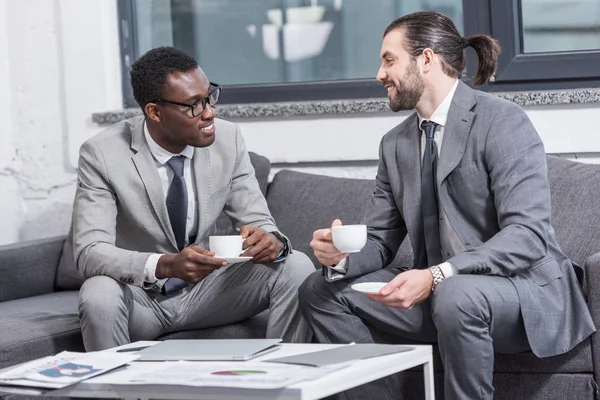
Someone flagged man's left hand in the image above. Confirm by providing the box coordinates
[367,269,434,309]
[240,226,284,264]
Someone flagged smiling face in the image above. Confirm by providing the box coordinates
[376,29,425,112]
[145,67,216,153]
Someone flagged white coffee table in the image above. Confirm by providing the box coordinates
[14,343,435,400]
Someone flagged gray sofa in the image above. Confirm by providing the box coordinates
[1,153,599,400]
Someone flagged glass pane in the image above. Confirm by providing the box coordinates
[521,0,600,53]
[132,0,463,85]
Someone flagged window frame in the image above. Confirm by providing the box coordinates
[117,0,600,107]
[474,0,600,92]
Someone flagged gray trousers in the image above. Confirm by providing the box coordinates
[299,267,530,400]
[79,251,315,351]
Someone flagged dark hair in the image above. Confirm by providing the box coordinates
[130,46,199,110]
[384,11,501,86]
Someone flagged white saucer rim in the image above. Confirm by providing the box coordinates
[350,282,387,294]
[215,256,253,262]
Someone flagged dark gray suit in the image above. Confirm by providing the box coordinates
[299,82,595,399]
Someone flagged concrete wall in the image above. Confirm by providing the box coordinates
[0,0,599,245]
[231,105,600,181]
[0,0,121,244]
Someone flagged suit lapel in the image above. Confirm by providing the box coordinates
[130,119,178,250]
[396,113,424,261]
[437,81,476,185]
[192,147,210,244]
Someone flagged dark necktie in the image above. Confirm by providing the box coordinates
[163,156,189,294]
[421,121,443,266]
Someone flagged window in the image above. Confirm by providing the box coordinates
[118,0,600,107]
[521,0,600,53]
[118,0,463,106]
[476,0,600,92]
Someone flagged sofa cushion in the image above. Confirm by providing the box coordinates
[547,156,600,265]
[266,169,414,268]
[396,370,595,400]
[493,338,593,374]
[54,151,271,291]
[372,329,592,374]
[0,291,83,370]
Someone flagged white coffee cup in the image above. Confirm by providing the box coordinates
[209,235,243,257]
[332,224,367,253]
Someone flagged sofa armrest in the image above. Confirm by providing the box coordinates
[0,236,65,302]
[583,251,600,384]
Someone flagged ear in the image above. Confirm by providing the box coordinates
[145,103,161,123]
[421,48,435,72]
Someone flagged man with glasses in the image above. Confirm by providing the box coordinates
[73,46,314,351]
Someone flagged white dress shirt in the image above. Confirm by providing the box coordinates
[328,80,462,279]
[143,123,198,283]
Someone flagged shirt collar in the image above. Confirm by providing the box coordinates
[143,122,194,165]
[417,79,459,129]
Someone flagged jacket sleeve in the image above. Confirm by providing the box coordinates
[339,138,408,279]
[73,140,152,286]
[222,125,291,249]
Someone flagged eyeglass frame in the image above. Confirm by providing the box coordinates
[148,82,221,117]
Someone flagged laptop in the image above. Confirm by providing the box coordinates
[137,339,283,361]
[268,343,413,367]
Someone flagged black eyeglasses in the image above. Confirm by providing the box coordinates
[150,82,221,118]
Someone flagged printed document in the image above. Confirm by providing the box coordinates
[89,360,347,389]
[0,351,138,389]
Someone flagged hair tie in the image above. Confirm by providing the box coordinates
[462,37,469,49]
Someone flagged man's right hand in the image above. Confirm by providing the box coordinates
[310,219,349,266]
[155,245,227,283]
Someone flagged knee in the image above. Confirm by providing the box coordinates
[431,277,486,333]
[278,250,317,286]
[298,269,329,315]
[78,276,127,317]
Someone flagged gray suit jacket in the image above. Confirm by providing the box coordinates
[73,116,285,290]
[345,81,595,357]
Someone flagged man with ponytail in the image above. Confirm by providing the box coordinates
[300,11,594,400]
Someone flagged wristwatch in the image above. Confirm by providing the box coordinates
[428,265,445,291]
[270,231,290,258]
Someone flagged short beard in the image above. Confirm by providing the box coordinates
[389,60,424,112]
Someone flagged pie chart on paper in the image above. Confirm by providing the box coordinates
[211,370,267,376]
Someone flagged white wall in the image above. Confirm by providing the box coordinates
[0,0,121,244]
[231,104,600,180]
[0,0,599,245]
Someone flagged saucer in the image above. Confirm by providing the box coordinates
[215,256,253,264]
[350,282,387,294]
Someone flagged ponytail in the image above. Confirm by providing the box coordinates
[464,35,501,86]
